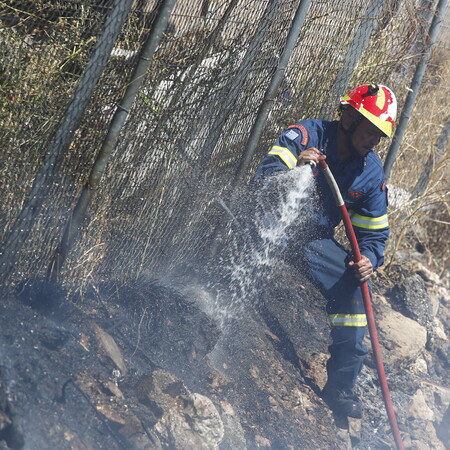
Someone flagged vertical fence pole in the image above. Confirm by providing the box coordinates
[0,0,135,285]
[169,0,284,262]
[410,115,450,199]
[47,0,177,281]
[384,0,449,180]
[320,0,387,120]
[232,0,312,187]
[209,0,312,256]
[197,0,284,164]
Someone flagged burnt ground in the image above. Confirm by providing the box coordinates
[0,255,449,449]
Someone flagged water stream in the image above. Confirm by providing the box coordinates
[210,165,316,327]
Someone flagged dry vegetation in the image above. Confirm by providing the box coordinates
[0,0,448,293]
[386,48,449,278]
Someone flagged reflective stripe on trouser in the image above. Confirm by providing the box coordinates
[301,237,370,389]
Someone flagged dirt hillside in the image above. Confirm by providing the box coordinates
[0,248,448,449]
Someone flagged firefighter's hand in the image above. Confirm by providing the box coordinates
[297,147,324,166]
[347,255,374,282]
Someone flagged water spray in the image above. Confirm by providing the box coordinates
[211,166,315,327]
[316,156,404,450]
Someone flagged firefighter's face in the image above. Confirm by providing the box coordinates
[351,118,385,156]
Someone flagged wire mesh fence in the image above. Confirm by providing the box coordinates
[1,0,449,292]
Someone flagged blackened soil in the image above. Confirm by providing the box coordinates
[0,259,447,449]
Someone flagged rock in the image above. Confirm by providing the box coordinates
[413,262,442,286]
[91,322,127,376]
[217,401,247,449]
[409,356,428,374]
[371,302,427,366]
[427,338,450,378]
[409,421,446,450]
[0,411,11,431]
[348,417,361,444]
[387,274,434,327]
[155,393,224,449]
[407,390,434,421]
[303,352,328,389]
[423,422,446,450]
[136,369,224,449]
[417,382,450,429]
[255,434,271,447]
[433,317,448,340]
[136,369,186,417]
[291,387,314,412]
[436,405,450,446]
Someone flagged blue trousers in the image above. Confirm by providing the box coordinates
[301,237,369,389]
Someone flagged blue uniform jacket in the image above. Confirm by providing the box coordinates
[254,119,390,270]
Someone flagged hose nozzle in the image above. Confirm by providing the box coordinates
[305,160,317,169]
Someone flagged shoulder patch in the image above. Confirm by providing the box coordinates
[288,124,308,146]
[285,129,299,140]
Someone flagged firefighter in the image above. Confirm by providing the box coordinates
[253,84,397,418]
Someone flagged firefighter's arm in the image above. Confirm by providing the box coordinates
[254,124,309,180]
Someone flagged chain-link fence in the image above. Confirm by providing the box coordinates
[1,0,449,292]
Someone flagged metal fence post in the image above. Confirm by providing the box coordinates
[384,0,449,180]
[320,0,387,119]
[232,0,312,187]
[0,0,135,285]
[197,0,284,164]
[47,0,177,281]
[165,0,284,262]
[209,0,312,257]
[410,115,450,199]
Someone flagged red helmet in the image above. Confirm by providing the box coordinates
[340,84,397,137]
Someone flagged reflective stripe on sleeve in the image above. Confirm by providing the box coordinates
[328,314,367,327]
[349,210,389,230]
[268,146,297,169]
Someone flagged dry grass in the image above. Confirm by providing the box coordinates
[1,1,448,293]
[386,48,449,279]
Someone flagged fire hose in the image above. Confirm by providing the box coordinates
[315,157,405,450]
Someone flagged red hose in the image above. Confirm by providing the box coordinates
[318,158,404,450]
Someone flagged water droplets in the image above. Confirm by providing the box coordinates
[212,166,316,327]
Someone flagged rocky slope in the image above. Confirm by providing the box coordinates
[0,248,448,449]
